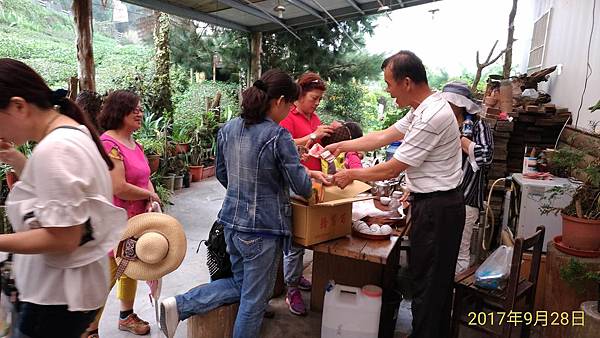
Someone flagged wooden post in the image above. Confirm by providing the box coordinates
[250,32,262,85]
[72,0,96,92]
[68,76,79,100]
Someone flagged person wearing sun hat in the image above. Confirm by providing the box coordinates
[441,81,494,274]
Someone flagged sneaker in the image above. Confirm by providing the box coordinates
[160,297,180,338]
[298,276,312,291]
[118,313,150,335]
[285,288,307,316]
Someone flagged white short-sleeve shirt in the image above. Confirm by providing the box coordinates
[6,126,127,311]
[393,92,463,193]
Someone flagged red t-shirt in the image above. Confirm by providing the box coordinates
[280,105,322,171]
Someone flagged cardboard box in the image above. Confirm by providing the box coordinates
[292,181,372,246]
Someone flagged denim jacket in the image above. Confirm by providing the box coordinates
[216,117,312,243]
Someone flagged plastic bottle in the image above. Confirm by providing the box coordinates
[385,141,402,161]
[462,115,474,138]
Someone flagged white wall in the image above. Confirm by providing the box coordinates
[529,0,600,130]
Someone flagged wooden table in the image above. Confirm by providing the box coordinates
[310,233,403,338]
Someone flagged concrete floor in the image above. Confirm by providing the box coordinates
[98,178,543,338]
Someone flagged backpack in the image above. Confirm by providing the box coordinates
[200,221,232,281]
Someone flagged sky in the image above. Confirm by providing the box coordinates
[366,0,535,77]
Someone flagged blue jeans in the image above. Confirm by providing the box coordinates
[175,229,282,338]
[283,244,304,286]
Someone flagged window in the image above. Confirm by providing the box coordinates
[527,8,552,74]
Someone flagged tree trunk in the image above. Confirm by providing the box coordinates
[250,32,262,85]
[503,0,518,78]
[152,12,172,119]
[72,0,95,92]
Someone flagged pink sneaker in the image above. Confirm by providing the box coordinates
[298,276,312,291]
[285,288,307,316]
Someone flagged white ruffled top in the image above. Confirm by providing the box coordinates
[5,126,127,311]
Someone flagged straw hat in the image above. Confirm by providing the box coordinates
[441,81,481,115]
[114,213,187,281]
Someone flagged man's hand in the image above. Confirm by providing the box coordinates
[309,170,332,186]
[333,169,354,189]
[325,141,345,157]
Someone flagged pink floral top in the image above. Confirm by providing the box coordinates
[100,133,150,219]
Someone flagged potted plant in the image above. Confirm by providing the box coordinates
[136,113,165,173]
[139,137,164,173]
[188,129,204,182]
[546,148,584,178]
[560,258,600,312]
[541,157,600,252]
[171,126,191,154]
[199,132,217,179]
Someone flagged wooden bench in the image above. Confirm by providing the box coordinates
[187,302,239,338]
[310,233,402,338]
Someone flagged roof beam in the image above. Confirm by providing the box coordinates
[286,0,326,21]
[254,0,431,32]
[218,0,276,22]
[340,0,365,15]
[122,0,249,31]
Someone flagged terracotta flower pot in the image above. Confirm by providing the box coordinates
[562,214,600,251]
[174,143,190,154]
[202,165,216,179]
[189,165,203,182]
[147,155,160,173]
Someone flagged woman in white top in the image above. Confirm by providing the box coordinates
[0,58,127,338]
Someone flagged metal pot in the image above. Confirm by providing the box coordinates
[372,181,393,197]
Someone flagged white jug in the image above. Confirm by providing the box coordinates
[321,282,382,338]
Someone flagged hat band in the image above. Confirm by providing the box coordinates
[115,237,138,280]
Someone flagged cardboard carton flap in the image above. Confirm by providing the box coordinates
[316,195,374,206]
[321,181,372,202]
[291,180,373,206]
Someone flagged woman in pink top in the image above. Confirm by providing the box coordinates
[84,90,158,337]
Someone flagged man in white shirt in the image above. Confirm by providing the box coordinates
[327,50,465,338]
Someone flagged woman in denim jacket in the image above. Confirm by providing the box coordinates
[159,69,329,338]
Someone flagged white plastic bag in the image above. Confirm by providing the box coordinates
[474,245,513,290]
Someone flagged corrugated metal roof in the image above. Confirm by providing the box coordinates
[122,0,439,33]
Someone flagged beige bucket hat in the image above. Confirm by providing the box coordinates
[114,213,187,281]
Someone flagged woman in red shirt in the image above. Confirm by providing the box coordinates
[280,73,334,171]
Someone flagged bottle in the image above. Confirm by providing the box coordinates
[385,141,402,161]
[462,115,474,138]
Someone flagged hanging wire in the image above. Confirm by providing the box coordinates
[310,0,361,49]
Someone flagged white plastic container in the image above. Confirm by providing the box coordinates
[321,282,382,338]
